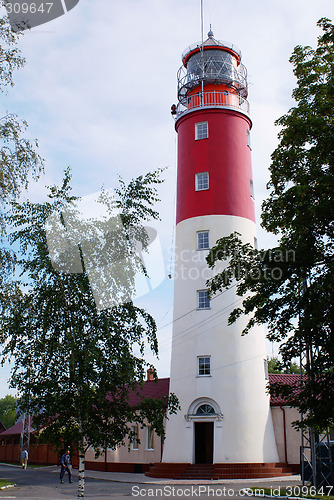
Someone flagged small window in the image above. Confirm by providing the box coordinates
[196,404,215,415]
[197,290,210,309]
[197,231,209,250]
[250,179,255,199]
[198,356,211,376]
[146,426,154,450]
[195,122,208,140]
[254,237,258,250]
[247,129,252,149]
[130,425,139,450]
[195,172,209,191]
[264,359,269,380]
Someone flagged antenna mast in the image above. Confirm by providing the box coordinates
[200,0,204,103]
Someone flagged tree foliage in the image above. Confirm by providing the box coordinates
[0,394,16,428]
[0,10,43,212]
[267,357,300,375]
[0,8,43,296]
[206,18,334,432]
[0,169,179,497]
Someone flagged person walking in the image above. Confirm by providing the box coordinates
[59,449,73,483]
[21,448,28,470]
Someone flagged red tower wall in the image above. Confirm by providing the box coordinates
[175,108,255,225]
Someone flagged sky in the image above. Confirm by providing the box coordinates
[0,0,332,398]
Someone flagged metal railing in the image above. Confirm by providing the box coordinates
[176,90,250,118]
[177,63,248,102]
[182,39,242,62]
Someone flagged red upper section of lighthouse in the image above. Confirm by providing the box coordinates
[175,108,255,225]
[174,30,255,225]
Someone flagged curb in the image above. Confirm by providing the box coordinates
[74,475,302,486]
[0,484,16,490]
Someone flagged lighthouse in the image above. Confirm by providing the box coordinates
[161,30,279,471]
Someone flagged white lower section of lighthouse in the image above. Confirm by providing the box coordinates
[162,214,279,464]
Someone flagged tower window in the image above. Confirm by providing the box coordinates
[197,231,209,250]
[250,179,255,199]
[264,359,269,380]
[195,121,208,140]
[197,290,210,309]
[198,356,211,376]
[247,129,252,149]
[195,172,209,191]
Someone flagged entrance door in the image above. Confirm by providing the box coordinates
[195,422,213,464]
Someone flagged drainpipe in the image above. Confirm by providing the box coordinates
[280,406,288,463]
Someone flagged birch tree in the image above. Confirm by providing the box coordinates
[1,169,178,497]
[0,8,43,289]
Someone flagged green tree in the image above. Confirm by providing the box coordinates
[0,9,43,290]
[1,169,178,498]
[267,357,300,374]
[206,18,334,433]
[0,10,43,217]
[0,394,16,428]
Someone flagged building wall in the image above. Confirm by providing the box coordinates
[0,407,302,470]
[85,425,162,472]
[271,406,301,466]
[0,441,59,465]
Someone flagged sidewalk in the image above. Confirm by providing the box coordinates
[60,467,302,486]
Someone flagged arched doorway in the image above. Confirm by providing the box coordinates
[194,404,215,464]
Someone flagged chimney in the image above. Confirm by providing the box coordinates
[147,369,155,381]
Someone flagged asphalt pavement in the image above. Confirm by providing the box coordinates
[0,463,303,500]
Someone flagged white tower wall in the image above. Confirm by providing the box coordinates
[162,215,279,463]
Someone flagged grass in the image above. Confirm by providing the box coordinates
[0,461,54,468]
[0,479,15,488]
[247,487,334,500]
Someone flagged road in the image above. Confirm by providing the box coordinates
[0,464,303,500]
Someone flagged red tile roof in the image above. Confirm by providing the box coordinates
[268,373,302,406]
[0,416,34,437]
[127,378,170,407]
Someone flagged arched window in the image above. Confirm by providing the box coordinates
[196,404,215,415]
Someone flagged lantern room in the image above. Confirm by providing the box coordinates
[176,29,249,115]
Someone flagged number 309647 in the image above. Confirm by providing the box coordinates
[5,3,54,14]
